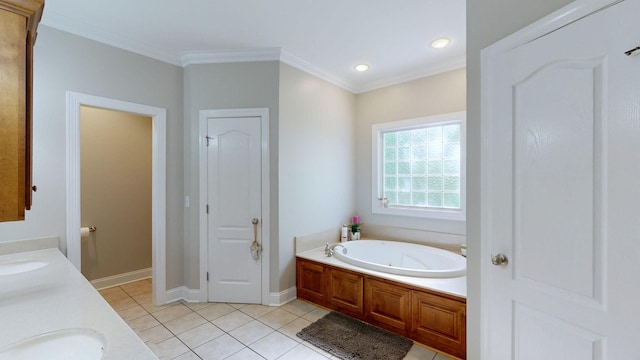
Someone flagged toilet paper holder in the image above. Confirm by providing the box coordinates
[89,226,97,232]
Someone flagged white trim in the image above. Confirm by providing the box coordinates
[479,0,620,358]
[90,268,152,290]
[279,49,356,93]
[355,56,466,94]
[181,47,282,67]
[267,287,297,307]
[371,111,467,221]
[40,12,182,67]
[199,108,271,305]
[66,92,168,306]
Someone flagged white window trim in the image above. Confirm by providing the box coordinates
[371,111,466,221]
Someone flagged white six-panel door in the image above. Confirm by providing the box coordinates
[483,0,640,358]
[206,116,262,304]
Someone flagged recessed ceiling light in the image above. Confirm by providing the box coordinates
[430,38,451,49]
[354,64,369,72]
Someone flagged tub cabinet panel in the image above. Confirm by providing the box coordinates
[295,256,467,359]
[296,259,326,304]
[327,268,364,317]
[411,290,466,359]
[365,278,411,333]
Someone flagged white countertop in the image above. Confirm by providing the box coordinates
[0,248,157,359]
[297,245,467,299]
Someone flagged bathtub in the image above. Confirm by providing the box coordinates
[332,240,465,278]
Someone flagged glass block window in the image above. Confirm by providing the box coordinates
[372,112,466,221]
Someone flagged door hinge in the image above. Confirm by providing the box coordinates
[206,272,209,281]
[206,204,209,214]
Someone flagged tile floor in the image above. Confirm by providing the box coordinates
[99,279,455,360]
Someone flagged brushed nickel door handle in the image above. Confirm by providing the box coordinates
[491,253,509,266]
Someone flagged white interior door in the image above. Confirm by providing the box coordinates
[484,0,640,358]
[206,116,262,304]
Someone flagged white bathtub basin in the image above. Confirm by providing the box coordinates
[0,328,106,360]
[333,240,466,278]
[0,260,48,276]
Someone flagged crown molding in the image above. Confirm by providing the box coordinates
[40,10,466,94]
[354,55,467,94]
[40,10,182,66]
[180,47,282,66]
[279,50,357,93]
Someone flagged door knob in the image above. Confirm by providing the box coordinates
[491,253,508,266]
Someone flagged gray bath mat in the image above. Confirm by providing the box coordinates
[297,311,413,360]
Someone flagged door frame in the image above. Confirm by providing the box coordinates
[479,0,620,358]
[66,91,167,306]
[198,108,270,304]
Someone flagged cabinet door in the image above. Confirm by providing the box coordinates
[296,259,326,304]
[327,268,363,316]
[0,9,27,221]
[411,290,466,359]
[365,278,411,333]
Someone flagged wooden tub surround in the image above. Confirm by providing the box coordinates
[296,257,467,359]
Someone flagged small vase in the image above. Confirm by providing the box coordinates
[351,231,360,240]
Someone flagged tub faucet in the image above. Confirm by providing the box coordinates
[324,243,345,257]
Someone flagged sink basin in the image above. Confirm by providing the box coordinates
[0,328,106,360]
[0,260,48,276]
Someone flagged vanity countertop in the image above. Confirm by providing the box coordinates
[0,247,157,359]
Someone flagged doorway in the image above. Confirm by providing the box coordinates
[66,92,168,306]
[199,108,270,305]
[80,106,152,285]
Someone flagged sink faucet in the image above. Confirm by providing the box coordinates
[324,243,345,257]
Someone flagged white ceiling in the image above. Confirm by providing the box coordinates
[40,0,466,93]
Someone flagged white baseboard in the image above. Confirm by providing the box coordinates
[160,286,297,307]
[91,268,152,290]
[267,286,297,306]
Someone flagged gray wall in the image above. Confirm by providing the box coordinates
[0,26,185,290]
[80,106,152,280]
[183,61,280,291]
[466,0,573,357]
[278,63,356,291]
[355,68,466,235]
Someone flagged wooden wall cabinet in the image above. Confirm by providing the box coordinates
[296,257,467,359]
[0,0,44,222]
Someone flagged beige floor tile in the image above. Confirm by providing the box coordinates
[193,334,245,360]
[99,287,130,303]
[163,312,207,335]
[302,307,329,322]
[228,303,248,309]
[278,317,312,342]
[139,325,174,344]
[224,347,266,360]
[403,344,437,360]
[249,331,298,360]
[181,300,214,311]
[280,299,319,317]
[127,313,161,332]
[229,320,275,345]
[240,304,277,318]
[278,343,330,360]
[117,304,149,321]
[302,341,336,359]
[257,308,298,329]
[153,303,193,323]
[147,336,190,360]
[108,296,139,312]
[434,353,455,360]
[196,302,235,321]
[171,351,201,360]
[121,279,153,297]
[211,310,254,332]
[177,322,225,349]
